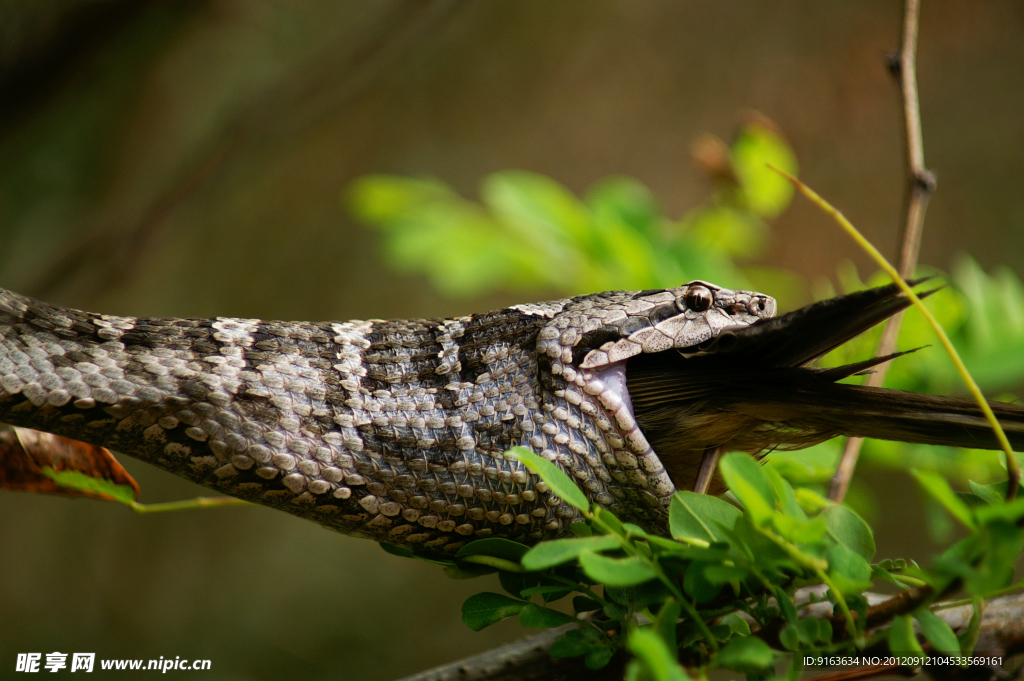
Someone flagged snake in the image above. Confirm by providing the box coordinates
[0,281,1021,554]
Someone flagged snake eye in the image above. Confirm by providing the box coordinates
[683,286,713,312]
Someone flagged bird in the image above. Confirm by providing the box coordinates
[0,281,1020,551]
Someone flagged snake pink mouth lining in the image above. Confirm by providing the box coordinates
[583,360,676,506]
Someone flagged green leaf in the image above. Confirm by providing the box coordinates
[779,625,800,651]
[482,171,591,245]
[521,535,621,570]
[730,120,798,219]
[550,628,604,659]
[445,563,497,579]
[968,480,1006,506]
[498,571,535,598]
[573,595,604,614]
[776,587,797,624]
[888,614,925,656]
[714,635,776,674]
[379,542,455,567]
[772,511,828,544]
[605,581,672,612]
[764,465,807,519]
[41,468,137,505]
[823,505,876,561]
[669,492,741,542]
[593,506,627,537]
[518,603,577,628]
[347,175,455,222]
[826,543,873,594]
[718,613,751,638]
[627,628,691,681]
[702,564,749,585]
[461,592,526,631]
[655,599,683,654]
[683,564,723,604]
[569,521,593,537]
[910,470,977,530]
[585,646,616,670]
[973,496,1024,525]
[720,452,776,525]
[457,537,530,563]
[506,446,589,512]
[579,551,657,586]
[914,608,960,656]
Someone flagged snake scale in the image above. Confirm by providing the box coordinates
[1,281,1022,554]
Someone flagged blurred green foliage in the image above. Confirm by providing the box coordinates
[351,115,1024,679]
[349,119,799,300]
[349,117,1024,488]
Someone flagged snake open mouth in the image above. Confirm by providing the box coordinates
[581,359,676,509]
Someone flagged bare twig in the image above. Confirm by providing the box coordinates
[830,0,936,503]
[399,592,1024,681]
[692,446,721,494]
[394,623,626,681]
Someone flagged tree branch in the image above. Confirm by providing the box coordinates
[830,0,936,503]
[397,592,1024,681]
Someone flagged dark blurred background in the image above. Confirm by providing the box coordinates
[0,1,1022,679]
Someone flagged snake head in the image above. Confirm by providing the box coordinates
[545,281,776,371]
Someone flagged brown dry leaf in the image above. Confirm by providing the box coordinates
[0,427,139,502]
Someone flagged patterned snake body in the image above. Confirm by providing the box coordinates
[0,282,773,552]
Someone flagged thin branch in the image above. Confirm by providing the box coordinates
[692,445,721,494]
[398,592,1024,681]
[830,0,936,503]
[394,623,626,681]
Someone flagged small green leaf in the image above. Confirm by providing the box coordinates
[521,535,621,570]
[827,543,873,593]
[518,603,577,628]
[720,452,776,525]
[550,628,604,659]
[772,511,828,544]
[498,571,534,598]
[41,468,137,505]
[573,595,603,613]
[914,608,960,656]
[823,505,876,561]
[714,635,776,674]
[579,551,657,586]
[910,469,977,530]
[776,587,797,624]
[719,613,751,638]
[627,628,691,681]
[730,120,798,219]
[973,496,1024,525]
[670,492,741,542]
[702,564,748,585]
[764,465,807,519]
[968,480,1005,505]
[683,564,723,603]
[445,563,497,579]
[457,537,530,563]
[779,625,800,651]
[569,521,593,537]
[593,506,627,537]
[888,614,925,656]
[655,599,683,653]
[585,646,616,670]
[506,447,589,512]
[461,592,526,631]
